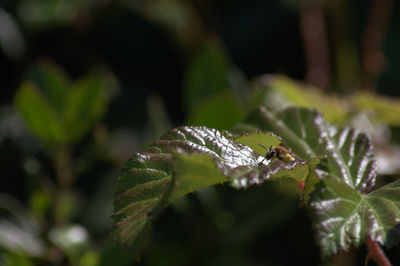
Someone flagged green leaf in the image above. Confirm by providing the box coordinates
[1,251,34,266]
[171,153,228,202]
[27,61,69,113]
[184,42,230,111]
[310,177,400,258]
[112,126,309,255]
[253,75,350,125]
[238,106,377,193]
[303,157,324,202]
[14,81,67,144]
[15,65,110,145]
[253,75,400,127]
[63,76,108,142]
[187,91,245,130]
[233,131,282,154]
[113,107,381,258]
[353,92,400,126]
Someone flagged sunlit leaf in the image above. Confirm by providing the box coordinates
[171,153,228,201]
[310,178,400,257]
[353,92,400,126]
[252,75,400,127]
[233,131,282,154]
[113,107,384,259]
[112,126,308,255]
[252,75,350,125]
[237,106,377,193]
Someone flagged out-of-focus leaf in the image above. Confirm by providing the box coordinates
[121,0,205,48]
[0,8,26,60]
[374,143,400,175]
[237,106,377,193]
[187,92,245,130]
[353,92,400,126]
[54,191,76,224]
[1,251,33,266]
[146,94,172,139]
[184,42,230,112]
[14,81,67,144]
[253,75,350,125]
[254,75,400,128]
[310,177,400,257]
[79,250,99,266]
[14,64,111,146]
[0,194,45,256]
[112,126,308,256]
[63,77,108,142]
[17,0,94,30]
[27,61,69,113]
[0,220,45,256]
[48,225,90,265]
[29,190,51,218]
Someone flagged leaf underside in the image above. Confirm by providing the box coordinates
[112,125,309,254]
[234,107,399,256]
[112,106,400,259]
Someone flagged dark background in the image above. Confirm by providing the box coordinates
[0,0,399,265]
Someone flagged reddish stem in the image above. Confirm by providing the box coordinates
[366,237,392,266]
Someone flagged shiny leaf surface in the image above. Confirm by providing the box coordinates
[112,126,309,254]
[238,106,377,193]
[310,178,400,257]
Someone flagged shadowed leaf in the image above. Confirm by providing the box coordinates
[63,77,108,142]
[14,81,67,144]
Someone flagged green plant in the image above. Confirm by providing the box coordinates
[112,104,400,264]
[0,62,115,265]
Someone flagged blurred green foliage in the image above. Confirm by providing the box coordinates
[14,63,110,146]
[1,0,400,265]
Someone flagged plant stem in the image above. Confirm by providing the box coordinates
[54,146,74,189]
[360,0,394,90]
[299,3,330,89]
[327,0,359,90]
[366,237,392,266]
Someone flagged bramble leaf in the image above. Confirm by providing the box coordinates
[113,107,389,259]
[310,178,400,257]
[112,126,308,255]
[237,106,377,193]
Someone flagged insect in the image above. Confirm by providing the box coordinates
[258,144,296,164]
